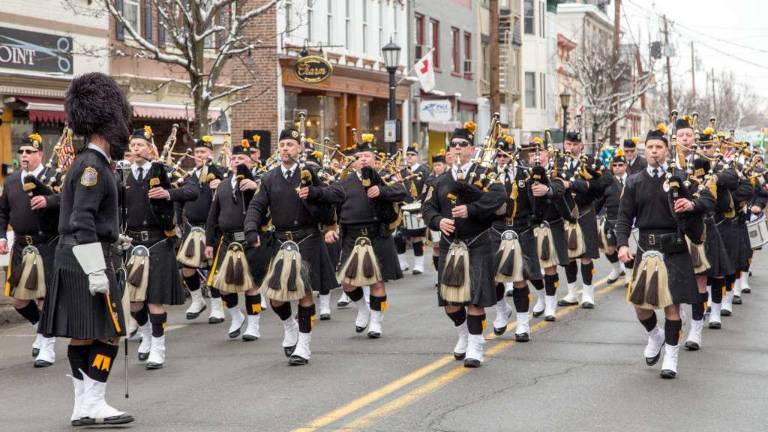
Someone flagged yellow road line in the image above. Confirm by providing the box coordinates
[293,276,621,432]
[338,278,623,431]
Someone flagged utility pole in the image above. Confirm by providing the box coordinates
[690,41,696,99]
[663,15,673,112]
[711,68,716,113]
[489,0,500,115]
[610,0,621,145]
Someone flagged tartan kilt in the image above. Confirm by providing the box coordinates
[41,243,127,340]
[489,224,542,281]
[437,231,496,307]
[5,236,56,300]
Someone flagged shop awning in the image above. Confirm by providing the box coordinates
[16,97,65,123]
[132,102,223,121]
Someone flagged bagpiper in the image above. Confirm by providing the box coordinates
[0,132,61,367]
[422,120,505,367]
[424,150,449,274]
[623,136,648,175]
[40,72,134,425]
[395,144,431,274]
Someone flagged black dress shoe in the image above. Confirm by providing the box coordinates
[493,325,507,336]
[515,333,530,342]
[413,269,422,275]
[581,302,594,309]
[368,331,381,339]
[733,295,742,305]
[708,321,721,329]
[742,287,751,294]
[74,413,135,426]
[146,361,163,370]
[463,358,481,368]
[138,352,149,361]
[186,305,207,320]
[34,359,53,368]
[721,309,732,317]
[544,315,556,322]
[242,334,259,342]
[684,340,700,351]
[558,299,578,307]
[660,369,677,379]
[228,329,241,339]
[288,355,309,366]
[32,348,39,358]
[532,309,544,318]
[454,352,466,361]
[319,313,330,321]
[337,300,350,309]
[284,345,296,357]
[645,351,662,366]
[355,325,367,333]
[208,316,225,324]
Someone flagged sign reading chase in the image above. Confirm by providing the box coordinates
[295,55,333,83]
[0,27,73,75]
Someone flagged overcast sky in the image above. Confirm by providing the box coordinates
[621,0,768,103]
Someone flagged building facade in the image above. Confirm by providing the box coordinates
[520,0,550,138]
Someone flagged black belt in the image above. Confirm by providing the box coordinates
[58,235,114,256]
[126,229,166,244]
[343,223,380,238]
[273,227,319,242]
[222,231,246,243]
[14,233,55,246]
[637,231,686,254]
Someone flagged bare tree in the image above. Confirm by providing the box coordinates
[63,0,283,135]
[567,43,654,145]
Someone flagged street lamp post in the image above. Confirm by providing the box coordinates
[559,92,571,147]
[382,39,401,154]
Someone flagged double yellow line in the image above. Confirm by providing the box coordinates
[293,275,624,431]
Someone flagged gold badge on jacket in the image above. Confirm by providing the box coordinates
[80,166,99,187]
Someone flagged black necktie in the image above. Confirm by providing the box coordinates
[652,168,659,178]
[285,169,293,180]
[137,167,144,181]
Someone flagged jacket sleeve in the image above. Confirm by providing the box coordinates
[378,183,407,202]
[244,181,270,245]
[467,182,505,220]
[205,185,222,246]
[0,183,9,239]
[168,178,199,202]
[308,181,346,204]
[614,176,637,248]
[69,162,108,244]
[422,183,443,231]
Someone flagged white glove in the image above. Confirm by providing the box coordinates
[88,270,110,296]
[72,242,109,297]
[117,234,133,251]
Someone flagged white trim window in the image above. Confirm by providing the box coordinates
[378,0,384,49]
[326,0,333,45]
[345,0,351,49]
[362,0,368,54]
[286,0,294,37]
[307,0,314,42]
[124,0,140,31]
[393,4,398,42]
[525,71,536,108]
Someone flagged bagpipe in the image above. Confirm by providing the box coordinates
[23,128,75,197]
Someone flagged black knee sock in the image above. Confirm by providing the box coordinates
[446,308,467,326]
[664,319,682,345]
[67,344,91,380]
[370,295,387,312]
[413,241,424,256]
[222,293,239,309]
[209,287,221,299]
[700,291,709,307]
[395,235,406,254]
[530,279,544,291]
[725,274,736,292]
[150,312,167,337]
[432,255,439,271]
[466,313,486,335]
[625,258,635,269]
[131,303,149,326]
[564,261,578,284]
[692,302,704,321]
[710,278,724,303]
[271,301,292,321]
[184,274,201,292]
[346,286,364,302]
[581,261,594,285]
[87,340,118,383]
[297,304,315,333]
[544,273,558,296]
[245,294,262,315]
[639,312,657,332]
[15,302,40,325]
[495,283,505,302]
[606,252,619,263]
[512,287,530,313]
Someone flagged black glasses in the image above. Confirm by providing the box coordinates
[612,163,625,167]
[17,149,38,155]
[449,141,470,148]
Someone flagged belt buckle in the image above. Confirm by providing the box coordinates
[648,234,656,246]
[24,235,33,245]
[362,227,368,236]
[233,232,245,242]
[285,231,294,241]
[140,231,149,242]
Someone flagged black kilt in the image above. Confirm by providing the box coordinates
[603,219,618,248]
[437,231,496,307]
[209,233,274,288]
[326,239,341,271]
[736,219,753,271]
[489,224,542,281]
[6,236,56,299]
[716,218,744,274]
[339,224,403,282]
[274,231,339,294]
[636,234,699,305]
[578,205,600,259]
[704,218,734,277]
[131,238,185,305]
[547,218,570,267]
[41,242,127,340]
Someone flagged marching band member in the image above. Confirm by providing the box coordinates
[422,122,505,367]
[40,72,134,425]
[396,145,431,274]
[425,150,448,274]
[616,125,710,379]
[623,137,647,175]
[595,146,629,284]
[309,133,406,338]
[0,133,61,367]
[245,128,338,365]
[205,140,265,342]
[176,136,226,324]
[124,127,196,369]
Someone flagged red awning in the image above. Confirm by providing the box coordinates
[16,97,65,123]
[132,103,223,121]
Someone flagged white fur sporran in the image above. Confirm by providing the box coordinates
[177,227,207,268]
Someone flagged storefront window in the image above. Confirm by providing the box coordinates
[283,92,339,150]
[9,114,63,170]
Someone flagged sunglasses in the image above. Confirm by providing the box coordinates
[449,141,470,148]
[17,149,38,155]
[612,163,625,167]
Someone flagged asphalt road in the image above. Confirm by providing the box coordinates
[1,251,767,432]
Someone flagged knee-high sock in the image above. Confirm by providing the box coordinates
[580,261,594,285]
[664,319,682,345]
[564,261,578,284]
[432,255,439,271]
[709,277,724,303]
[530,279,544,291]
[87,340,119,383]
[15,301,40,325]
[67,344,91,380]
[184,273,201,292]
[221,293,238,309]
[245,294,262,315]
[209,287,221,299]
[346,286,364,302]
[131,303,149,326]
[639,312,657,332]
[606,251,619,263]
[446,308,467,326]
[149,312,167,337]
[413,241,424,256]
[544,273,559,296]
[271,301,292,321]
[297,304,315,333]
[495,283,505,302]
[370,295,387,312]
[466,313,486,335]
[512,287,530,313]
[395,235,406,254]
[692,301,704,321]
[724,273,736,292]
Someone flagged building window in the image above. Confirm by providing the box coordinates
[362,0,368,54]
[415,13,425,58]
[307,1,313,42]
[430,19,440,70]
[345,0,351,49]
[326,0,333,45]
[124,0,140,33]
[525,72,536,108]
[115,0,125,41]
[143,0,153,42]
[463,32,472,79]
[540,72,546,109]
[378,0,384,49]
[158,16,165,48]
[539,0,545,38]
[482,40,490,83]
[393,4,398,42]
[524,0,534,35]
[451,27,460,74]
[286,0,293,37]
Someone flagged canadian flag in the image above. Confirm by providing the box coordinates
[414,49,435,93]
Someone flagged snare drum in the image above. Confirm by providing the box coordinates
[401,201,426,231]
[747,213,768,249]
[429,230,441,243]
